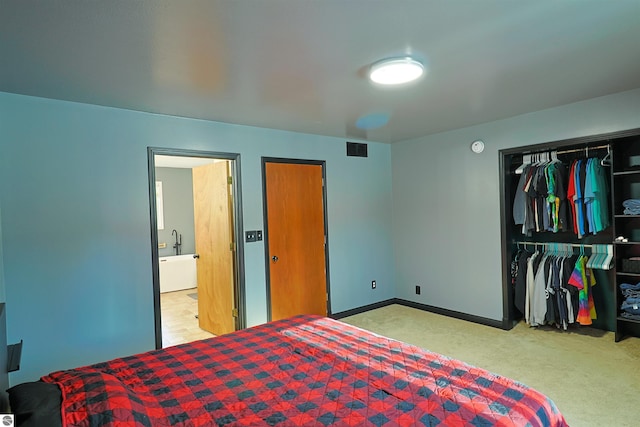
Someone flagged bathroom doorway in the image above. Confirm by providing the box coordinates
[147,148,245,349]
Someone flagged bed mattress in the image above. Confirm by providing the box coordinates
[40,315,567,426]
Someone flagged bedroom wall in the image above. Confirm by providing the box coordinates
[392,88,640,322]
[0,207,8,406]
[0,207,5,304]
[155,167,196,258]
[0,92,395,384]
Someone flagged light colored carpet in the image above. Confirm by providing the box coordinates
[341,304,640,427]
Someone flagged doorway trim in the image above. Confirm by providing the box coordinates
[261,157,332,321]
[148,147,246,349]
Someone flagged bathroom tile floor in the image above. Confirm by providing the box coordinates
[160,288,215,347]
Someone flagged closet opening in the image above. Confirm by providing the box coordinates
[500,128,640,341]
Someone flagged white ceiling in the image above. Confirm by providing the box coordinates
[2,0,640,143]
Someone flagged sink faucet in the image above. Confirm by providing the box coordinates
[172,229,182,256]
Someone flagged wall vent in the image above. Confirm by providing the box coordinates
[346,142,368,157]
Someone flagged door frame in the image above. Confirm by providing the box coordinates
[261,157,332,321]
[148,147,246,349]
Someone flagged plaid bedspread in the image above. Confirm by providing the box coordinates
[42,315,567,426]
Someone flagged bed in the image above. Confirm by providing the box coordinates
[9,315,567,426]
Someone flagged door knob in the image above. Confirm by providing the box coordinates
[193,254,200,259]
[272,255,279,263]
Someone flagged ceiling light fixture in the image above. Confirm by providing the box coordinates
[369,57,424,85]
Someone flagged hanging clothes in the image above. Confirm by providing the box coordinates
[574,159,587,237]
[511,245,597,330]
[568,157,610,238]
[514,160,569,236]
[513,168,529,227]
[513,248,532,316]
[530,253,550,327]
[585,158,610,233]
[568,255,597,325]
[524,250,541,324]
[566,160,577,236]
[513,155,609,238]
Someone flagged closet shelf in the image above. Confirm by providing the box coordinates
[613,241,640,245]
[616,271,640,277]
[617,316,640,325]
[614,214,640,218]
[613,169,640,176]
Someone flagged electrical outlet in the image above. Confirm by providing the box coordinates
[245,231,257,242]
[415,285,421,295]
[371,280,376,289]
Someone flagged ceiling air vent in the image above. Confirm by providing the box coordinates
[346,142,368,158]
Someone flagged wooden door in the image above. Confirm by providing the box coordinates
[264,161,328,321]
[193,161,236,335]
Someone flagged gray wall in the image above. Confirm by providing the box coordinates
[155,167,196,257]
[0,92,395,384]
[392,88,640,321]
[0,207,5,303]
[0,207,7,405]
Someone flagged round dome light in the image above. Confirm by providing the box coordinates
[369,57,424,85]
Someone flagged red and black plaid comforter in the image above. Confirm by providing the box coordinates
[42,315,567,426]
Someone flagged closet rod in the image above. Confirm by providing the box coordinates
[555,144,609,155]
[515,241,596,249]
